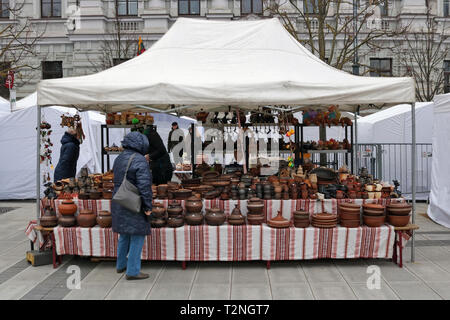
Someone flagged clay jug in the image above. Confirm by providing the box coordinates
[77,209,97,228]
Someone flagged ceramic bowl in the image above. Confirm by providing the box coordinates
[185,213,204,225]
[294,220,310,228]
[340,212,361,220]
[340,219,360,228]
[363,208,385,216]
[167,215,184,228]
[387,214,410,227]
[363,214,385,227]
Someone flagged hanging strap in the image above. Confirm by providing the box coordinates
[122,153,137,183]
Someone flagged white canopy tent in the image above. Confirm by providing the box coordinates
[428,94,450,228]
[0,96,10,117]
[36,18,418,260]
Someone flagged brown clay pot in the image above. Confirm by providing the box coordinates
[157,184,168,195]
[77,209,97,228]
[151,218,166,228]
[173,189,192,200]
[387,214,410,227]
[185,213,204,225]
[340,212,361,220]
[340,219,361,228]
[40,205,58,227]
[58,215,76,227]
[294,219,310,228]
[185,196,203,213]
[167,215,184,228]
[247,198,264,215]
[96,210,112,228]
[247,214,264,225]
[58,200,77,216]
[363,214,385,227]
[228,204,245,225]
[167,203,183,216]
[89,190,102,200]
[205,208,226,226]
[102,190,113,199]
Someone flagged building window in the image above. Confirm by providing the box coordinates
[370,58,392,77]
[0,62,11,99]
[41,0,61,18]
[42,61,63,79]
[444,61,450,93]
[178,0,200,15]
[116,0,138,16]
[1,0,9,18]
[379,0,388,16]
[241,0,263,15]
[445,0,450,16]
[304,0,318,14]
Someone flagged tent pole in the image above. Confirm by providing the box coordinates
[36,105,41,221]
[354,106,359,175]
[411,102,416,263]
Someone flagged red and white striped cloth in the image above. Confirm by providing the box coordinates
[262,225,395,261]
[52,223,395,261]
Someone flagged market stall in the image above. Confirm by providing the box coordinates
[32,18,418,265]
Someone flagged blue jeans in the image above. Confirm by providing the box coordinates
[117,234,146,276]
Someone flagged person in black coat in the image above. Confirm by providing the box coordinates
[144,127,173,185]
[112,131,153,280]
[54,129,80,182]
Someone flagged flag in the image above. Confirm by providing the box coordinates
[137,37,145,56]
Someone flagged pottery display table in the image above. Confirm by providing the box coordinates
[49,224,395,267]
[26,198,406,268]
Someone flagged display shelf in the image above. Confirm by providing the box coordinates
[306,149,351,154]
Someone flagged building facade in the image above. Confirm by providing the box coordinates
[1,0,449,99]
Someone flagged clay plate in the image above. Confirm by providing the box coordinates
[363,209,385,216]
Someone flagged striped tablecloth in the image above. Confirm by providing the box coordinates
[52,224,395,261]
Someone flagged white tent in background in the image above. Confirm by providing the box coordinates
[0,96,10,116]
[357,102,434,143]
[13,92,38,111]
[428,94,450,228]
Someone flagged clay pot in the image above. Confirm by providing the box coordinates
[77,209,97,228]
[152,205,167,218]
[293,210,309,220]
[336,190,344,199]
[151,218,166,228]
[167,203,183,216]
[294,220,310,228]
[185,196,203,213]
[340,219,360,228]
[102,181,114,189]
[247,214,264,225]
[167,215,184,228]
[267,211,290,228]
[40,205,58,227]
[58,215,76,227]
[220,193,230,200]
[58,200,77,216]
[97,211,112,228]
[340,212,361,220]
[387,214,410,227]
[228,204,245,225]
[247,198,264,215]
[78,193,90,200]
[89,190,102,200]
[173,189,192,200]
[196,111,209,123]
[157,184,168,195]
[205,208,226,226]
[102,190,113,199]
[363,214,385,227]
[185,213,204,225]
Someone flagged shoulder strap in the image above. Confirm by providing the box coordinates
[123,153,137,182]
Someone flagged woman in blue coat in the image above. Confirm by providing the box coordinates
[112,131,153,280]
[54,129,80,182]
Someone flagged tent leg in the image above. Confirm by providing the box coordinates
[411,102,416,263]
[36,105,41,221]
[354,106,359,174]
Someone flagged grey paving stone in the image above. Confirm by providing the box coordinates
[157,263,198,284]
[195,264,232,285]
[335,261,373,284]
[350,281,400,300]
[301,262,346,283]
[189,284,230,300]
[0,259,29,285]
[232,265,269,285]
[230,284,272,300]
[147,283,192,300]
[270,283,314,300]
[309,282,357,300]
[388,281,443,300]
[425,281,450,299]
[405,260,450,282]
[374,261,421,282]
[267,264,307,284]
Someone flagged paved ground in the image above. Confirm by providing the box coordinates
[1,200,450,300]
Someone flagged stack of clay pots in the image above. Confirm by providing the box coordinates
[157,184,168,199]
[102,179,114,199]
[184,196,204,225]
[267,211,290,228]
[205,207,226,226]
[246,198,265,225]
[167,201,184,228]
[386,202,411,227]
[362,204,386,227]
[228,205,246,225]
[338,203,361,228]
[58,199,78,227]
[293,210,310,228]
[311,213,338,228]
[77,209,97,227]
[97,211,112,228]
[151,202,167,228]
